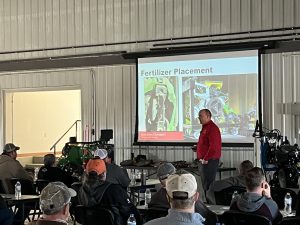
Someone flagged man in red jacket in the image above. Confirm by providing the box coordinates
[196,109,222,193]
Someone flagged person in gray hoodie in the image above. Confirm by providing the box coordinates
[230,167,282,224]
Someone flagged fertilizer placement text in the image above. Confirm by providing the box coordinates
[140,67,213,76]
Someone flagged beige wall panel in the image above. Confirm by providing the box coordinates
[211,0,221,35]
[272,0,284,29]
[296,0,300,27]
[147,0,156,39]
[261,0,273,29]
[230,0,241,32]
[240,0,251,32]
[283,0,294,28]
[200,0,211,35]
[173,0,183,37]
[138,0,147,40]
[155,0,165,39]
[191,0,201,36]
[220,0,231,34]
[182,0,192,36]
[251,0,262,31]
[164,0,174,38]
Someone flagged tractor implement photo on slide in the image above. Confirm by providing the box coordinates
[182,78,241,139]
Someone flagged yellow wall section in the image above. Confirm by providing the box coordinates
[5,90,81,155]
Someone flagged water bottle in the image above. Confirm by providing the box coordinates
[130,169,136,185]
[141,171,147,186]
[34,167,39,181]
[15,181,22,199]
[284,192,292,214]
[232,190,239,200]
[145,188,151,207]
[127,214,136,225]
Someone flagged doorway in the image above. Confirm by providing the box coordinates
[4,89,81,156]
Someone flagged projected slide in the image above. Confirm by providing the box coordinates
[137,50,258,143]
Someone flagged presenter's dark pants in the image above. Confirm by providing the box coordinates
[198,159,219,191]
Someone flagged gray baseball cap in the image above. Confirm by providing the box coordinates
[157,163,176,180]
[40,182,76,215]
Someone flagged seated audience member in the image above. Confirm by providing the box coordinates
[0,143,33,225]
[0,195,14,225]
[148,163,176,209]
[27,181,76,225]
[94,148,130,189]
[78,158,141,225]
[206,160,254,204]
[38,154,78,187]
[230,167,282,224]
[296,185,300,216]
[149,163,217,225]
[145,172,205,225]
[0,143,33,193]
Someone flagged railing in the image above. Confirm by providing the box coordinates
[50,120,81,156]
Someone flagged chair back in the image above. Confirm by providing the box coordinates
[278,216,300,225]
[35,179,50,194]
[10,178,37,195]
[144,207,168,222]
[74,205,114,225]
[0,180,6,193]
[222,210,272,225]
[214,186,246,205]
[270,187,297,209]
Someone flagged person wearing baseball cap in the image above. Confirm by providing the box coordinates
[0,143,34,225]
[93,148,130,189]
[93,148,108,160]
[27,182,76,225]
[148,165,217,225]
[0,143,33,193]
[145,172,206,225]
[78,159,141,225]
[148,163,176,209]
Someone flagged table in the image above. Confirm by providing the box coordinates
[1,194,40,224]
[129,178,160,188]
[128,179,160,205]
[123,165,236,180]
[206,204,295,218]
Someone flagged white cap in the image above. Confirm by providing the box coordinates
[93,148,108,160]
[166,173,197,199]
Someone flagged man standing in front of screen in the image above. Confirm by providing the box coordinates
[196,108,222,195]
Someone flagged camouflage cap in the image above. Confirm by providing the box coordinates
[3,143,20,153]
[40,181,76,215]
